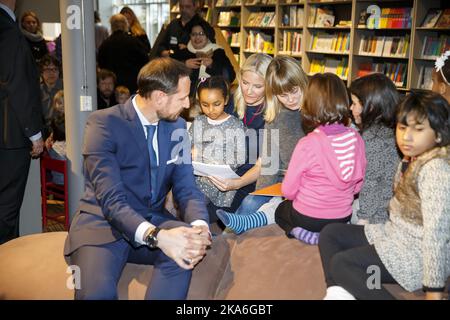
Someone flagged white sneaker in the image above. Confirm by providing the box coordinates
[323,286,356,300]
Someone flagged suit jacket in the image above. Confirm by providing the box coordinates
[0,8,43,148]
[64,98,208,255]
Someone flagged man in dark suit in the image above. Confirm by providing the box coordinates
[64,57,211,300]
[0,0,44,245]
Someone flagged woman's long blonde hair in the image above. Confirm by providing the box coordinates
[234,53,272,119]
[265,56,308,123]
[120,7,146,37]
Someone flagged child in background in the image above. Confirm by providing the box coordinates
[432,50,450,103]
[188,76,246,208]
[275,73,367,245]
[115,85,130,104]
[44,90,66,185]
[349,73,401,224]
[319,91,450,300]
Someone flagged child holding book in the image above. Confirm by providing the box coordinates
[349,73,401,224]
[432,50,450,103]
[188,76,245,208]
[319,91,450,300]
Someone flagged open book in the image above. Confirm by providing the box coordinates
[250,183,282,197]
[192,161,240,180]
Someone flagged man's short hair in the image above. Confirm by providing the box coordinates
[137,58,191,98]
[109,14,128,33]
[97,69,117,85]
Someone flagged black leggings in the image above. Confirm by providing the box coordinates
[318,223,397,300]
[274,200,351,234]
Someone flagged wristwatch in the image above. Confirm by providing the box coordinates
[144,226,161,249]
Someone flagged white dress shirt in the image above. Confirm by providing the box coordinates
[131,96,208,245]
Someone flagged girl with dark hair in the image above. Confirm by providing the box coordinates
[188,76,245,207]
[319,91,450,300]
[171,19,235,97]
[349,73,401,224]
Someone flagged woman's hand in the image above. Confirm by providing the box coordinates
[185,58,202,69]
[201,57,213,68]
[208,176,242,191]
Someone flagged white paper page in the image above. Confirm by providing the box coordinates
[192,161,240,179]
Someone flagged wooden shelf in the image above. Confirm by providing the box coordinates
[165,0,446,90]
[354,54,409,60]
[307,50,350,56]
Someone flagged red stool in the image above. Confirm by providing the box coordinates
[40,152,69,231]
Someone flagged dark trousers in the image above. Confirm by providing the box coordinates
[318,223,397,300]
[69,212,192,300]
[275,200,351,234]
[0,148,31,245]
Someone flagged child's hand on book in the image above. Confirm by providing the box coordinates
[208,176,241,191]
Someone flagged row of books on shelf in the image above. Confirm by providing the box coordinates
[358,35,410,58]
[357,62,407,88]
[308,6,335,27]
[420,8,450,28]
[216,0,242,6]
[217,11,240,26]
[310,32,350,54]
[281,6,304,28]
[245,31,274,54]
[245,0,276,5]
[246,12,276,27]
[221,30,241,47]
[280,31,302,55]
[309,57,348,80]
[421,35,450,59]
[371,7,412,29]
[418,66,434,90]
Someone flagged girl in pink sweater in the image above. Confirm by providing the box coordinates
[275,73,367,245]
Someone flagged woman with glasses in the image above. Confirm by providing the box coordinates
[171,19,235,98]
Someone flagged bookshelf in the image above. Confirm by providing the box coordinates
[169,0,450,90]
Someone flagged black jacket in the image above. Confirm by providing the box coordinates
[171,47,236,96]
[0,8,43,148]
[97,30,149,94]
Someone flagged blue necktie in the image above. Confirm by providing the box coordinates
[146,125,158,201]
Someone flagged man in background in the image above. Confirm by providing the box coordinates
[0,0,44,244]
[156,0,203,58]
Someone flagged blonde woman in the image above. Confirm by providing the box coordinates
[20,11,48,64]
[215,56,308,233]
[207,53,272,219]
[120,6,151,53]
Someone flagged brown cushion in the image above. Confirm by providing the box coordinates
[0,232,233,300]
[0,232,73,300]
[215,224,327,299]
